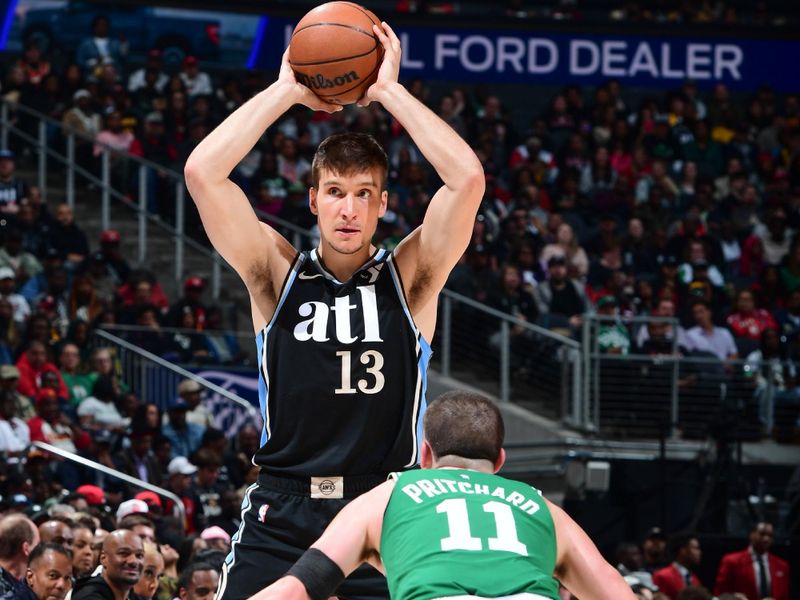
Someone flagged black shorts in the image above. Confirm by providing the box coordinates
[215,472,389,600]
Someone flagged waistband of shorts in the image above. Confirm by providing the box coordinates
[258,471,389,499]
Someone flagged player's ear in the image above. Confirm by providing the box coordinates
[309,187,318,216]
[378,190,388,217]
[493,448,506,473]
[420,440,433,469]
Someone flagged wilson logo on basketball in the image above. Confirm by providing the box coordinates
[296,71,360,91]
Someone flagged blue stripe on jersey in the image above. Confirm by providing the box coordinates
[385,253,432,467]
[256,255,303,446]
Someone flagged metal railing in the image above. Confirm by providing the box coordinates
[31,440,186,530]
[0,101,230,296]
[581,314,798,440]
[92,328,261,431]
[438,289,582,420]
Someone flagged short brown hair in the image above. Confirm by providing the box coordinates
[311,133,388,190]
[117,514,154,531]
[423,391,504,463]
[0,515,37,559]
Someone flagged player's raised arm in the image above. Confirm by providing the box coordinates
[548,500,638,600]
[184,49,341,285]
[361,23,485,305]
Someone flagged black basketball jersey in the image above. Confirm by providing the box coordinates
[253,248,432,476]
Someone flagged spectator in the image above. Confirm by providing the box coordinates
[685,300,738,361]
[178,56,212,98]
[176,562,218,600]
[71,529,143,600]
[166,277,207,331]
[114,423,162,487]
[117,514,156,545]
[642,527,669,573]
[190,449,225,530]
[93,110,135,158]
[276,137,310,184]
[745,327,800,429]
[76,375,127,432]
[653,533,703,599]
[1,542,72,600]
[199,526,230,554]
[0,365,34,420]
[713,521,790,600]
[132,543,163,600]
[61,90,101,169]
[539,222,589,279]
[0,229,42,284]
[58,342,94,406]
[16,341,68,399]
[27,388,81,453]
[80,251,116,306]
[0,266,30,328]
[96,230,130,286]
[0,515,39,595]
[19,248,63,304]
[171,379,212,430]
[128,49,167,94]
[615,541,657,591]
[208,490,242,537]
[164,456,201,534]
[726,289,777,342]
[48,203,90,269]
[68,274,104,324]
[202,307,245,365]
[755,209,792,266]
[71,522,96,578]
[162,397,204,459]
[533,255,590,329]
[38,520,74,551]
[636,298,690,351]
[596,296,631,354]
[0,390,30,456]
[0,150,27,214]
[75,15,126,78]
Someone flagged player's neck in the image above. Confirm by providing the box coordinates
[433,456,495,472]
[316,243,376,281]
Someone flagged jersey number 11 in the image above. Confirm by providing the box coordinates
[436,498,529,556]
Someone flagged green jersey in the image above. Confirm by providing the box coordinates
[380,469,560,600]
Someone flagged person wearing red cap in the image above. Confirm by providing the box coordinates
[97,229,130,285]
[75,485,106,507]
[179,56,212,98]
[165,276,207,331]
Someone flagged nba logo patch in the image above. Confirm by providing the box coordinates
[258,504,269,523]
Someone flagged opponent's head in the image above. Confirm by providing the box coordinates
[421,391,505,472]
[309,133,388,256]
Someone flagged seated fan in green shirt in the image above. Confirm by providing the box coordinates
[249,391,636,600]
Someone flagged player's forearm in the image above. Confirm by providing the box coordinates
[185,81,298,187]
[373,82,483,191]
[247,576,310,600]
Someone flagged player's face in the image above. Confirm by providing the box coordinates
[310,168,387,257]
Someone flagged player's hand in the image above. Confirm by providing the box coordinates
[278,48,342,113]
[359,22,401,107]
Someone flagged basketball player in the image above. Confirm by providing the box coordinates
[184,22,485,600]
[248,391,637,600]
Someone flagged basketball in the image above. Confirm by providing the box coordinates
[289,2,384,105]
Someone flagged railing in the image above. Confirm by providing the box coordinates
[31,440,186,530]
[92,328,261,432]
[582,314,797,441]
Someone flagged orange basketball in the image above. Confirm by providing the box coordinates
[289,2,384,105]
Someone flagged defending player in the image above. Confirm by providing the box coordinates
[248,391,637,600]
[184,21,485,600]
